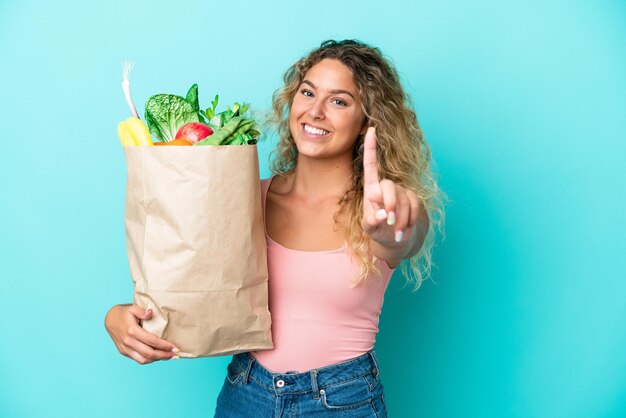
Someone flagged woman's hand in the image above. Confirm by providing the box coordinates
[104,304,179,364]
[361,127,423,247]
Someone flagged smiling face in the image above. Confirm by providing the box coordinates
[289,58,368,160]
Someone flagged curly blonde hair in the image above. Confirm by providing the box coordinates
[267,39,446,291]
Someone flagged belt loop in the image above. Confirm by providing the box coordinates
[310,369,320,400]
[242,353,255,385]
[368,350,380,378]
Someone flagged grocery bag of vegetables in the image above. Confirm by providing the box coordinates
[119,68,273,357]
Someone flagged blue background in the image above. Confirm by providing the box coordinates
[1,0,625,417]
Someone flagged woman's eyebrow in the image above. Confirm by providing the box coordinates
[302,80,355,99]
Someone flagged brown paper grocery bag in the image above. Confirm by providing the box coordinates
[124,145,273,358]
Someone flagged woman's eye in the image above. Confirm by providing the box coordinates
[332,98,347,107]
[301,89,313,97]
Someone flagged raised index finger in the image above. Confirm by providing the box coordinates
[363,126,380,188]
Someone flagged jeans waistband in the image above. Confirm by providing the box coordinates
[231,351,381,398]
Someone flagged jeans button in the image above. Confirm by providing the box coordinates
[276,379,285,388]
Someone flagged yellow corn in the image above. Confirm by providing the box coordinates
[117,117,153,146]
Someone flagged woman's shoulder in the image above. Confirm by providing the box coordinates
[261,173,291,195]
[261,175,283,199]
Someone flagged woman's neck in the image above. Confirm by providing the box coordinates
[285,155,354,203]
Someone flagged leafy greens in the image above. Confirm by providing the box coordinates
[145,85,201,142]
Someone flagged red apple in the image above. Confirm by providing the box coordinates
[175,122,213,144]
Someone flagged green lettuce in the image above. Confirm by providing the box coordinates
[185,84,206,123]
[144,85,200,142]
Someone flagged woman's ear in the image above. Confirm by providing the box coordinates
[360,122,369,136]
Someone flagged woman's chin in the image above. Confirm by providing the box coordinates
[295,144,326,158]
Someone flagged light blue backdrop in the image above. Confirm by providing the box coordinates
[1,0,624,417]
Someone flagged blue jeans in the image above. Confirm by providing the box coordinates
[214,351,387,417]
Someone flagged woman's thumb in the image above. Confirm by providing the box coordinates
[143,308,153,319]
[129,304,152,319]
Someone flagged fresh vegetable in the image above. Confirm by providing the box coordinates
[164,138,192,146]
[175,122,213,144]
[121,61,139,118]
[195,97,260,146]
[118,123,135,146]
[117,117,153,146]
[200,94,219,123]
[185,84,205,123]
[144,85,201,143]
[121,77,261,147]
[153,138,191,146]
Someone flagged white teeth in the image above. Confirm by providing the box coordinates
[304,124,329,136]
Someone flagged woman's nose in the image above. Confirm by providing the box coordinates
[307,99,325,120]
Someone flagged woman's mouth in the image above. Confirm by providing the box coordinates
[302,123,330,137]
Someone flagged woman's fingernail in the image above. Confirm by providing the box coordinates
[395,230,404,243]
[145,309,152,316]
[375,209,388,220]
[172,355,180,360]
[387,212,396,226]
[172,347,179,354]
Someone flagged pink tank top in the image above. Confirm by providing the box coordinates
[251,176,396,373]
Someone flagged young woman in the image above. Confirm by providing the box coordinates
[105,39,445,417]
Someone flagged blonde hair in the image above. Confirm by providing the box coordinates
[267,39,446,291]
